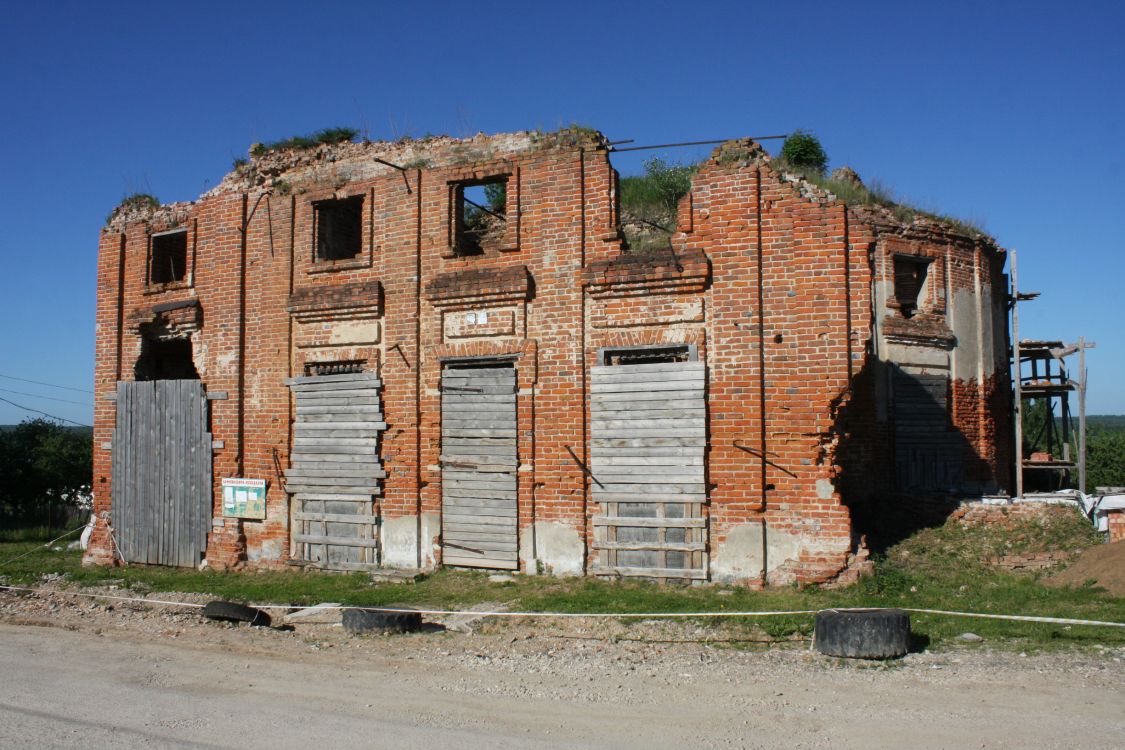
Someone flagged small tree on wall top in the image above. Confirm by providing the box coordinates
[780,130,829,174]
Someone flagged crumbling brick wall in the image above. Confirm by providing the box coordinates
[86,128,1013,585]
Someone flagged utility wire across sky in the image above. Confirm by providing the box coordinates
[0,386,93,407]
[0,372,93,394]
[0,395,91,428]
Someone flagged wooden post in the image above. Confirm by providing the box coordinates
[1011,251,1023,499]
[1078,337,1096,494]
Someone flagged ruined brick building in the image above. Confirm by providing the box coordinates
[85,128,1013,585]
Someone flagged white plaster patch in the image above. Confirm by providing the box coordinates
[381,515,420,569]
[711,522,803,583]
[518,522,584,576]
[950,287,985,380]
[815,478,835,500]
[297,320,381,348]
[419,512,440,569]
[247,538,282,561]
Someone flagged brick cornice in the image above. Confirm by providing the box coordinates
[287,280,382,323]
[424,265,532,308]
[582,248,710,298]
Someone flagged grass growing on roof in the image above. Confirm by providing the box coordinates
[774,159,986,235]
[106,193,160,224]
[251,127,360,156]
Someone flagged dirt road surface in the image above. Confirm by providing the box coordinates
[1,589,1123,749]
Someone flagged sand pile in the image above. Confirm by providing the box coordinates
[1045,540,1125,597]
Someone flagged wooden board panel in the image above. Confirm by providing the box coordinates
[589,361,708,580]
[289,374,385,570]
[286,373,381,386]
[594,519,706,530]
[111,380,211,567]
[593,566,707,580]
[293,511,378,524]
[441,365,517,570]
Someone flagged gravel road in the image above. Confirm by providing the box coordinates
[1,586,1123,749]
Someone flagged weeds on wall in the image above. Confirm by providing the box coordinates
[250,127,360,156]
[774,130,985,235]
[106,193,160,225]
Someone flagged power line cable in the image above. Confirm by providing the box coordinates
[0,372,93,394]
[0,396,91,427]
[0,387,92,407]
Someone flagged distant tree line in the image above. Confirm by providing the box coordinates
[0,419,92,530]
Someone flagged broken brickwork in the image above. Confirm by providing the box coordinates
[85,128,1012,585]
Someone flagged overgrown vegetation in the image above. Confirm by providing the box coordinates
[618,157,696,252]
[779,130,828,173]
[3,506,1121,650]
[250,127,360,156]
[773,131,985,235]
[0,419,91,531]
[106,193,159,225]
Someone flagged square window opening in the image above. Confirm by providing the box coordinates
[601,344,695,366]
[456,178,507,256]
[315,196,364,262]
[304,359,366,377]
[893,256,931,318]
[150,230,188,285]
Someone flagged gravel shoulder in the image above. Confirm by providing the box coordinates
[2,584,1123,749]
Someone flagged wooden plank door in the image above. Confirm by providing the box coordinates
[590,360,708,581]
[440,364,518,569]
[892,368,962,491]
[285,371,385,572]
[111,379,211,567]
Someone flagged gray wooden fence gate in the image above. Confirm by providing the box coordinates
[590,360,708,581]
[440,364,519,569]
[285,372,385,571]
[111,379,212,567]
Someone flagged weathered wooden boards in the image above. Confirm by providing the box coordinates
[590,361,708,581]
[441,365,519,570]
[286,372,383,570]
[892,369,962,491]
[111,380,211,567]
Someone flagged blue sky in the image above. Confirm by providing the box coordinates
[1,0,1122,425]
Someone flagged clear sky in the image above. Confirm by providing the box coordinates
[1,0,1122,425]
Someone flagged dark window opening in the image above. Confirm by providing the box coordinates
[150,230,188,285]
[305,359,366,376]
[602,344,694,366]
[315,196,364,261]
[455,178,507,256]
[135,337,199,381]
[893,256,931,318]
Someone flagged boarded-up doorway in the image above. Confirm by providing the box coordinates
[286,370,385,571]
[111,379,212,566]
[892,367,963,491]
[590,346,708,581]
[440,363,518,569]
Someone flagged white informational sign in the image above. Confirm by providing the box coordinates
[221,478,267,519]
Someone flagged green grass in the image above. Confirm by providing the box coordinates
[250,127,359,157]
[774,160,986,236]
[3,531,1123,650]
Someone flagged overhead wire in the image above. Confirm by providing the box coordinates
[0,387,92,407]
[0,395,91,427]
[0,372,93,394]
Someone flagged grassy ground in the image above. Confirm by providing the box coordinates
[2,511,1123,650]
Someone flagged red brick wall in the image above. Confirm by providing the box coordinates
[85,130,1012,585]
